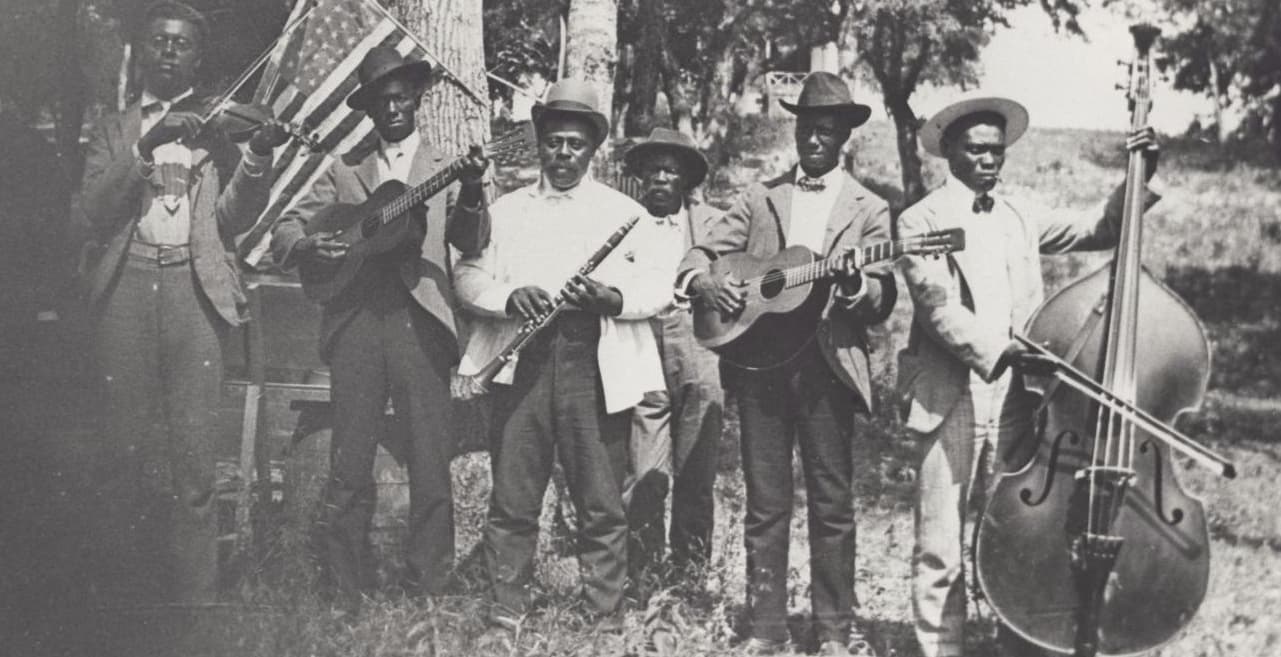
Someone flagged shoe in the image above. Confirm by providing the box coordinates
[590,611,626,634]
[846,637,879,657]
[740,636,790,655]
[817,640,852,656]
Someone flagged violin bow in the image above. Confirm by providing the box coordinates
[1015,334,1237,479]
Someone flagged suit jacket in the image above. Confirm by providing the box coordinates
[271,136,490,361]
[895,180,1162,434]
[80,101,272,326]
[678,166,897,411]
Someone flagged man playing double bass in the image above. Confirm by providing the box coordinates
[895,95,1161,657]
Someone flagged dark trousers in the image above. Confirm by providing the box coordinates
[324,277,455,604]
[485,313,630,616]
[93,255,223,603]
[732,343,857,644]
[628,308,724,578]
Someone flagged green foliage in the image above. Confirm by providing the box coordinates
[1156,0,1281,149]
[483,0,566,101]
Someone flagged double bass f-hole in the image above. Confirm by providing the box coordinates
[974,24,1232,657]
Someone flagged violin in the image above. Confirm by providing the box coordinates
[172,94,320,150]
[973,25,1234,657]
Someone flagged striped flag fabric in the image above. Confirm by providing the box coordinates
[238,0,427,266]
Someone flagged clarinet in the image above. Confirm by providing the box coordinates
[467,216,641,392]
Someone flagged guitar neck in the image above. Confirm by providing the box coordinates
[785,239,904,287]
[375,159,463,225]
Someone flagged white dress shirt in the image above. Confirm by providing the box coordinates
[377,131,420,184]
[788,166,845,252]
[938,175,1024,389]
[136,88,195,245]
[454,177,671,412]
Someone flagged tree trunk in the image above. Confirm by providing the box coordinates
[622,0,661,137]
[564,0,619,178]
[659,28,693,137]
[886,96,925,207]
[393,0,491,152]
[1208,58,1230,144]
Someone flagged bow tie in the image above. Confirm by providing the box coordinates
[797,175,827,192]
[972,193,995,213]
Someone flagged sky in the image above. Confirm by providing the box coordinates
[872,4,1213,134]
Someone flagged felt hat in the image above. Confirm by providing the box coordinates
[623,127,709,188]
[346,46,433,111]
[779,71,872,128]
[919,95,1029,157]
[530,78,610,144]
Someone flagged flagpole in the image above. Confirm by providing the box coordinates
[254,0,314,105]
[486,71,540,102]
[200,3,317,122]
[360,0,490,109]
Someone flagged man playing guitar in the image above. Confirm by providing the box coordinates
[271,46,489,615]
[676,72,896,656]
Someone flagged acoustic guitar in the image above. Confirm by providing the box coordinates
[693,228,964,370]
[298,127,527,304]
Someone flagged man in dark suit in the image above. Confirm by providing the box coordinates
[622,127,725,588]
[271,46,489,612]
[80,0,288,603]
[677,72,896,656]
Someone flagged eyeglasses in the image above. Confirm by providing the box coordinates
[146,34,195,54]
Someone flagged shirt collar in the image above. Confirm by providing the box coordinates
[530,171,596,200]
[943,173,998,207]
[794,165,843,189]
[140,88,194,113]
[380,130,420,162]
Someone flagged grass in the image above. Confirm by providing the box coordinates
[5,119,1279,656]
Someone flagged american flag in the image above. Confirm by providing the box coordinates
[238,0,426,266]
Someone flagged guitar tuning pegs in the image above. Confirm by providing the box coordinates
[1117,59,1130,68]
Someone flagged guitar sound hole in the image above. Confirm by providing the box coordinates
[759,270,785,299]
[360,216,380,239]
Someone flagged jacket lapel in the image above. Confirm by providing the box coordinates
[764,169,795,247]
[121,103,143,144]
[821,173,863,255]
[407,141,449,188]
[353,146,381,194]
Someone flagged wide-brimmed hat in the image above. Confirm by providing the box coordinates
[919,95,1029,157]
[623,127,709,188]
[531,79,610,144]
[779,72,872,128]
[346,46,433,111]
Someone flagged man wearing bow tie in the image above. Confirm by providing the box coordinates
[676,72,896,656]
[895,96,1161,657]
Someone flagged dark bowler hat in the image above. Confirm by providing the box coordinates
[531,79,610,145]
[624,127,709,188]
[346,46,433,111]
[779,71,872,128]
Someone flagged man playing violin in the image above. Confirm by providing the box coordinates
[895,95,1161,657]
[271,46,490,615]
[675,72,896,656]
[80,0,289,604]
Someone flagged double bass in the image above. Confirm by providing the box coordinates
[974,25,1236,657]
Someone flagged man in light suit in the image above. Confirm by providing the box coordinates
[896,95,1161,657]
[455,79,669,630]
[81,0,287,603]
[621,128,725,588]
[677,72,896,656]
[271,46,490,612]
